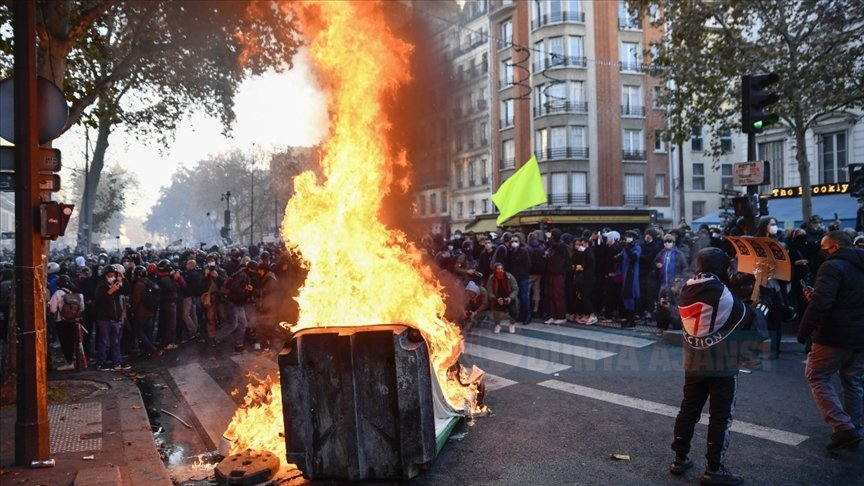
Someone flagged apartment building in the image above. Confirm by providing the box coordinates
[412,0,672,235]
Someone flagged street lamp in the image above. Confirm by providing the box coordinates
[220,191,232,243]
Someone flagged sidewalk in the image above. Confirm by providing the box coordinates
[0,370,172,486]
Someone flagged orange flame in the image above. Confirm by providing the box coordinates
[224,0,479,461]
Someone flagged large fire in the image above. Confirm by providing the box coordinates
[223,0,480,462]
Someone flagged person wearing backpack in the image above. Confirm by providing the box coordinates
[214,263,255,353]
[129,266,160,358]
[47,274,85,371]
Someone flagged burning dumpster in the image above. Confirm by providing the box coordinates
[279,325,448,480]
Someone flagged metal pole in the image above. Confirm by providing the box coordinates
[13,0,51,465]
[677,141,685,225]
[250,171,254,247]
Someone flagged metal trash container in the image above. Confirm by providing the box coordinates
[278,325,437,480]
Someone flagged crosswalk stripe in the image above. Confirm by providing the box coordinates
[483,373,518,391]
[168,362,238,448]
[538,379,809,446]
[472,329,617,360]
[527,323,657,348]
[464,342,570,374]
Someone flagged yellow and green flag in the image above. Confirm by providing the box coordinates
[490,155,547,225]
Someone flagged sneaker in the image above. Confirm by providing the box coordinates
[97,363,115,372]
[493,324,501,334]
[826,429,862,453]
[584,315,598,326]
[669,455,693,475]
[699,465,743,485]
[508,323,516,334]
[56,363,75,372]
[544,318,555,325]
[163,343,178,350]
[116,362,132,370]
[552,319,567,325]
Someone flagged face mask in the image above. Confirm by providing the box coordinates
[625,237,634,244]
[106,277,116,284]
[664,242,674,249]
[510,242,519,249]
[576,246,586,252]
[768,225,778,235]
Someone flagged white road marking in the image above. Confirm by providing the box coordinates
[169,362,238,448]
[538,379,808,446]
[472,329,617,361]
[463,342,570,374]
[527,323,657,348]
[483,373,518,391]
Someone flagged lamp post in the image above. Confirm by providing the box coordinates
[220,191,232,243]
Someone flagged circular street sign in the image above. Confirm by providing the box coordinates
[0,76,70,145]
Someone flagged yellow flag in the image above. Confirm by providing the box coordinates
[490,155,547,225]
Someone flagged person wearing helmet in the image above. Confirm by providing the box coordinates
[94,266,130,371]
[129,266,160,358]
[180,259,203,342]
[47,274,85,371]
[214,261,254,353]
[156,260,186,350]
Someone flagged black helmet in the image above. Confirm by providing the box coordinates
[156,259,173,272]
[246,261,260,271]
[101,265,118,278]
[133,265,148,279]
[694,247,730,284]
[57,274,73,289]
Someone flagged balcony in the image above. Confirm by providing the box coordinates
[531,10,586,29]
[619,18,641,30]
[622,149,647,160]
[623,194,648,205]
[536,146,590,161]
[621,105,645,117]
[534,101,588,117]
[548,193,590,205]
[533,55,588,72]
[619,61,644,73]
[498,78,514,89]
[501,157,515,168]
[499,118,515,129]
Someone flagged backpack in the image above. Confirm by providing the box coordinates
[59,292,83,321]
[142,279,161,311]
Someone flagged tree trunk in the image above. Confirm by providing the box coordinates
[75,99,112,250]
[794,115,813,223]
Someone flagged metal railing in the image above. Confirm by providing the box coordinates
[531,10,586,29]
[533,101,588,116]
[622,149,647,160]
[618,18,641,30]
[536,147,590,160]
[499,118,515,129]
[623,194,648,205]
[621,104,645,117]
[548,193,590,205]
[533,55,587,72]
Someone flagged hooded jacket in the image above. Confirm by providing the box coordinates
[797,247,864,349]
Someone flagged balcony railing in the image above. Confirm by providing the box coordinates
[622,149,647,160]
[623,194,648,205]
[536,146,590,161]
[533,55,588,72]
[499,118,515,129]
[531,10,586,29]
[548,193,590,205]
[534,101,588,117]
[498,78,514,89]
[619,18,641,30]
[619,61,644,73]
[621,105,645,117]
[501,157,515,168]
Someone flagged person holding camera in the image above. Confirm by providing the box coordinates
[94,266,129,371]
[156,259,186,350]
[201,258,226,338]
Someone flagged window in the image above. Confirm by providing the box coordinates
[692,163,705,190]
[535,127,548,155]
[618,1,640,29]
[623,129,643,153]
[457,201,464,218]
[501,99,515,127]
[692,201,706,219]
[550,172,567,203]
[652,86,664,109]
[569,80,585,105]
[721,164,733,191]
[758,140,784,189]
[691,126,703,152]
[468,160,476,185]
[440,192,448,212]
[500,58,513,87]
[569,126,586,149]
[429,193,437,214]
[548,36,565,67]
[571,172,588,203]
[819,131,847,183]
[548,0,563,22]
[547,82,566,108]
[482,199,488,213]
[621,85,642,116]
[653,129,665,152]
[719,128,732,153]
[568,36,584,65]
[655,173,667,197]
[550,126,567,151]
[624,174,645,204]
[500,19,512,47]
[502,139,515,168]
[418,195,426,215]
[534,40,546,71]
[480,121,488,145]
[481,52,488,73]
[481,159,489,183]
[469,200,476,215]
[649,3,660,22]
[620,42,641,71]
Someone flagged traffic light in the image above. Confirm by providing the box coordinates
[741,73,780,134]
[849,163,864,199]
[39,201,74,240]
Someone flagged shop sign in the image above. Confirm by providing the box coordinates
[769,182,849,198]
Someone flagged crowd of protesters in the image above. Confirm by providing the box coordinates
[423,215,864,346]
[0,243,303,373]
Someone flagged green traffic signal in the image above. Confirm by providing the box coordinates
[753,120,763,131]
[741,73,780,134]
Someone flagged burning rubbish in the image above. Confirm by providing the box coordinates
[214,450,280,486]
[222,0,484,479]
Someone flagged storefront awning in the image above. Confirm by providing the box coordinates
[693,193,860,229]
[464,216,498,233]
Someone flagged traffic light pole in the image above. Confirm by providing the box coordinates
[745,132,758,236]
[13,0,51,465]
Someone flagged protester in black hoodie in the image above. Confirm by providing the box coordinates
[798,231,864,453]
[669,248,758,485]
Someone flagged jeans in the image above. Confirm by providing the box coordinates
[805,343,864,432]
[518,279,531,323]
[133,316,158,354]
[159,302,177,345]
[181,296,199,336]
[672,374,737,470]
[215,302,247,347]
[97,320,123,365]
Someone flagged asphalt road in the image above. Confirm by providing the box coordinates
[132,322,863,486]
